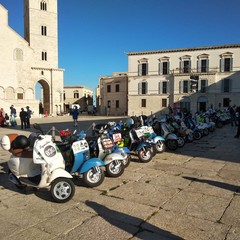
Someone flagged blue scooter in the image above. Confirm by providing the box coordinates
[57,130,105,187]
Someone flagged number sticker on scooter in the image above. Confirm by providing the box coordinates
[72,140,89,154]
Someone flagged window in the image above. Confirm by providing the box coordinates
[180,56,191,73]
[183,60,191,73]
[162,98,167,107]
[138,82,148,94]
[141,99,146,107]
[107,100,111,108]
[107,85,111,93]
[116,100,119,108]
[201,59,207,72]
[159,61,170,75]
[224,58,231,72]
[222,78,231,93]
[40,1,47,11]
[159,81,168,94]
[220,53,233,72]
[42,51,47,61]
[183,80,189,93]
[63,93,66,100]
[200,79,207,93]
[74,92,79,98]
[115,84,119,92]
[41,26,47,36]
[138,62,148,76]
[17,93,23,99]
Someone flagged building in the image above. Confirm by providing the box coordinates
[0,0,64,116]
[98,72,128,116]
[63,86,93,113]
[127,44,240,116]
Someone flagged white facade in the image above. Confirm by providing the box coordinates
[127,44,240,116]
[0,0,64,116]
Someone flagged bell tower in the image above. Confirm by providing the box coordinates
[24,0,59,68]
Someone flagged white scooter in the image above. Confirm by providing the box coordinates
[0,133,75,203]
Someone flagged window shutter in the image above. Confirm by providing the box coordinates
[146,63,148,75]
[206,59,209,72]
[167,62,170,74]
[230,58,233,71]
[179,80,182,93]
[220,59,224,72]
[138,64,142,76]
[179,61,182,73]
[229,78,232,92]
[197,60,200,73]
[146,82,148,94]
[159,63,163,75]
[189,61,192,72]
[166,81,169,93]
[138,82,141,94]
[158,82,162,94]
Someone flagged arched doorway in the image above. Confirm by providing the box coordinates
[35,80,50,115]
[197,96,208,112]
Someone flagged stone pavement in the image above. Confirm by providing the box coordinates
[0,115,240,240]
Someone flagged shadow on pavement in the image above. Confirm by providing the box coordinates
[85,200,183,240]
[183,176,240,192]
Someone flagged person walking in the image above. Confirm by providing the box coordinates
[234,106,240,138]
[72,106,79,127]
[19,108,27,129]
[228,105,236,127]
[26,106,32,128]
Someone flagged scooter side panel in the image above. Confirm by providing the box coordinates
[48,168,73,183]
[104,153,124,165]
[79,158,105,174]
[135,142,151,151]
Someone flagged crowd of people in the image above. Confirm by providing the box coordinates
[0,105,32,129]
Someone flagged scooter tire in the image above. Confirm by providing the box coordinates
[106,161,124,178]
[138,147,153,163]
[166,139,178,151]
[155,140,166,153]
[83,167,105,187]
[193,131,202,140]
[50,178,75,203]
[123,155,131,168]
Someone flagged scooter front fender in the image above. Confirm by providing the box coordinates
[114,146,131,154]
[152,136,165,143]
[48,169,73,184]
[135,142,151,151]
[104,153,124,165]
[79,158,105,174]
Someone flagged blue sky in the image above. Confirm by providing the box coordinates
[1,0,240,92]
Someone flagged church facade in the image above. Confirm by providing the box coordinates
[0,0,64,116]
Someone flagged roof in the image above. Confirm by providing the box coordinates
[126,44,240,56]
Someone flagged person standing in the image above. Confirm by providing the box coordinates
[72,106,79,127]
[19,108,27,129]
[10,105,17,127]
[234,106,240,138]
[26,106,32,128]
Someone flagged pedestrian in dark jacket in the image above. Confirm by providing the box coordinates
[234,106,240,138]
[19,108,27,129]
[72,106,79,127]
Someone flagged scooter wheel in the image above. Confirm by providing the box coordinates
[138,147,153,163]
[122,155,131,168]
[50,178,75,203]
[83,167,105,187]
[105,160,124,177]
[166,139,178,151]
[155,140,166,153]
